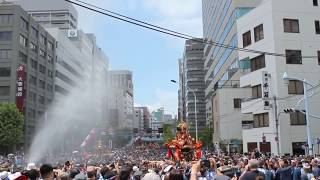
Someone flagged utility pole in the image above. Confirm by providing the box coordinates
[273,96,280,156]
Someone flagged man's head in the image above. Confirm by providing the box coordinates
[248,159,259,170]
[39,164,53,180]
[86,166,96,179]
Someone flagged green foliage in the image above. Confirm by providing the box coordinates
[198,127,213,145]
[0,104,24,149]
[163,123,174,141]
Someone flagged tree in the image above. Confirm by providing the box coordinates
[163,123,174,141]
[198,127,213,145]
[0,104,24,153]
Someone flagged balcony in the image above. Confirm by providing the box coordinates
[214,80,240,91]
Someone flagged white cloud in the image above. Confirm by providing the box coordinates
[141,0,203,48]
[137,88,178,115]
[76,0,114,32]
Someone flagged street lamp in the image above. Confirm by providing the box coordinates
[170,80,198,142]
[282,72,314,155]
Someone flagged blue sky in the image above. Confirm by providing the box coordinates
[76,0,202,115]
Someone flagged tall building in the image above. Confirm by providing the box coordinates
[0,3,56,147]
[107,70,134,130]
[238,0,320,155]
[180,39,206,133]
[202,0,262,151]
[178,59,186,121]
[134,107,143,131]
[8,0,78,29]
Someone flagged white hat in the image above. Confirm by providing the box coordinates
[0,172,9,180]
[163,165,173,173]
[26,163,36,170]
[303,163,311,169]
[132,166,139,172]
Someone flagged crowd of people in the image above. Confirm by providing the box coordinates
[0,145,320,180]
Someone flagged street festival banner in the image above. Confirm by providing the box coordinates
[16,65,25,112]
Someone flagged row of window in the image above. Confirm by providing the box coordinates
[248,49,320,73]
[253,112,306,128]
[19,51,53,78]
[19,32,54,52]
[28,92,46,105]
[28,75,53,92]
[251,80,303,99]
[243,19,320,48]
[0,14,13,24]
[0,49,11,59]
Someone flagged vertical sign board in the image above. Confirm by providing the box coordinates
[262,71,271,110]
[16,65,25,112]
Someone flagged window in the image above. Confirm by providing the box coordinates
[20,17,28,30]
[0,86,10,96]
[29,75,37,86]
[283,19,300,33]
[318,51,320,65]
[253,113,269,128]
[0,31,12,41]
[254,24,264,42]
[31,27,38,38]
[47,41,54,51]
[288,80,304,94]
[38,95,45,104]
[286,50,302,64]
[290,111,306,125]
[47,84,53,92]
[39,64,46,74]
[39,79,45,89]
[314,0,319,6]
[0,67,10,77]
[0,14,13,24]
[47,70,53,78]
[40,35,46,45]
[31,59,38,69]
[251,54,265,71]
[28,108,36,118]
[29,91,36,102]
[233,98,241,108]
[19,34,28,47]
[19,52,27,63]
[242,31,251,47]
[47,55,53,64]
[315,20,320,34]
[252,85,262,98]
[39,49,45,58]
[30,42,37,53]
[0,49,11,59]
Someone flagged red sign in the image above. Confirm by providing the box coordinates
[16,65,25,112]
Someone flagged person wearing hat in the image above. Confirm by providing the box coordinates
[214,166,232,180]
[301,163,314,180]
[240,159,265,180]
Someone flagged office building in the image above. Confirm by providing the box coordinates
[178,59,186,122]
[180,39,206,132]
[107,70,134,130]
[0,3,56,147]
[238,0,320,155]
[8,0,78,29]
[202,0,262,151]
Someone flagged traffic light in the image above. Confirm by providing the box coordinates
[283,108,295,113]
[158,128,163,134]
[262,135,266,143]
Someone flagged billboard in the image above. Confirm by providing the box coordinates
[16,65,25,112]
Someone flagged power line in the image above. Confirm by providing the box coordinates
[65,0,318,59]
